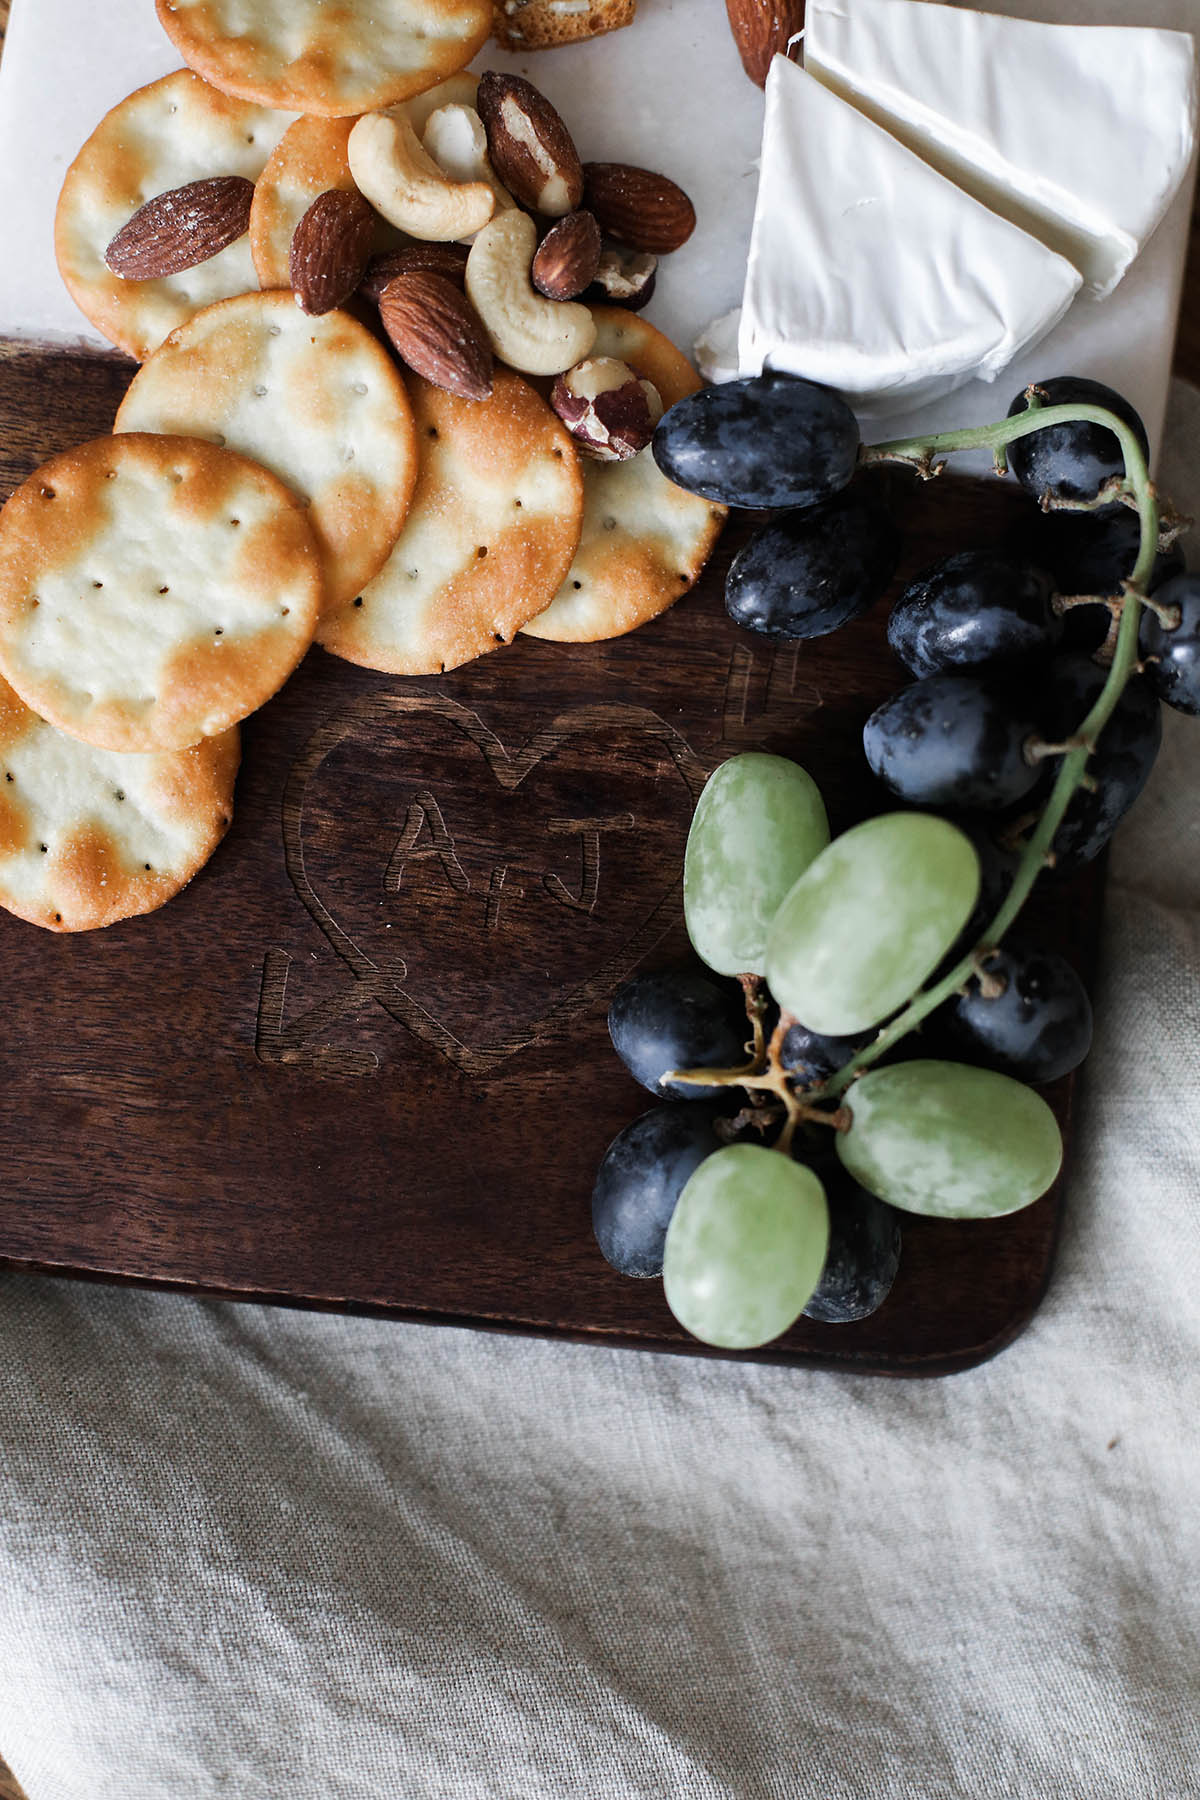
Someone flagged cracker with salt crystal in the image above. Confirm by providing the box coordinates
[0,674,240,932]
[522,309,725,643]
[55,69,293,363]
[156,0,492,119]
[115,291,418,615]
[318,368,582,675]
[0,434,322,754]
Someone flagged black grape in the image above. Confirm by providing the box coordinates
[1007,376,1149,506]
[887,550,1060,676]
[1140,572,1200,716]
[863,674,1042,812]
[780,1020,872,1085]
[608,969,748,1101]
[592,1105,724,1277]
[802,1163,902,1324]
[942,943,1093,1085]
[1043,653,1163,865]
[1026,506,1185,652]
[651,372,860,510]
[725,484,900,639]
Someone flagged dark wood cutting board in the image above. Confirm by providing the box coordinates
[0,338,1102,1375]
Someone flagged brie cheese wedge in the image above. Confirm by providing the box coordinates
[804,0,1198,299]
[738,58,1082,415]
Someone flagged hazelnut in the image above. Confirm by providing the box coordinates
[584,244,658,311]
[550,357,664,462]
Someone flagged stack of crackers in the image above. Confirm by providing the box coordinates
[0,0,721,934]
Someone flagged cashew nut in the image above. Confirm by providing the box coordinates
[347,110,495,243]
[465,211,597,377]
[422,105,517,229]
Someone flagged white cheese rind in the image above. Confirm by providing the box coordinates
[804,0,1199,299]
[738,58,1082,415]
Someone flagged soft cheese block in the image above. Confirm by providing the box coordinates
[737,58,1082,415]
[804,0,1198,299]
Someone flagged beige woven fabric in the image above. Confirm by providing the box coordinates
[0,390,1198,1800]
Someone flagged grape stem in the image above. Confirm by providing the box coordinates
[666,1006,851,1144]
[815,399,1159,1102]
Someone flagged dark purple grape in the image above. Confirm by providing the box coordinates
[1006,376,1149,506]
[592,1104,723,1277]
[1140,572,1200,716]
[887,550,1060,676]
[1043,653,1163,865]
[725,484,900,639]
[942,943,1093,1085]
[863,674,1042,813]
[802,1163,901,1324]
[780,1020,872,1086]
[651,372,860,510]
[1026,506,1185,652]
[608,970,748,1101]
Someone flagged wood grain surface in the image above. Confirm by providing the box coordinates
[0,334,1097,1376]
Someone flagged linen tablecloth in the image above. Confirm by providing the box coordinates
[1,386,1198,1800]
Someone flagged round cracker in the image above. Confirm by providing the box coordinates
[521,309,727,644]
[0,434,322,754]
[55,69,294,363]
[249,76,480,287]
[0,675,240,932]
[318,369,583,675]
[115,292,418,614]
[155,0,492,118]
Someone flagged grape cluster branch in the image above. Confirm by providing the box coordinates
[814,400,1159,1101]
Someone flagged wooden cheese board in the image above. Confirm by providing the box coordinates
[0,336,1105,1374]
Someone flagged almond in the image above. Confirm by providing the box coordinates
[531,210,602,301]
[379,271,494,404]
[724,0,806,88]
[104,176,255,280]
[290,188,376,316]
[475,72,584,218]
[581,163,696,256]
[360,242,470,305]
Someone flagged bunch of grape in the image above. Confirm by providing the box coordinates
[587,369,1198,1353]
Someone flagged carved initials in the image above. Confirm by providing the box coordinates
[384,790,469,895]
[544,814,635,913]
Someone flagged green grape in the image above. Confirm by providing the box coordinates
[836,1060,1063,1219]
[663,1143,830,1348]
[684,753,829,977]
[765,812,979,1034]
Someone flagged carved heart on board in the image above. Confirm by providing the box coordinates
[272,689,707,1075]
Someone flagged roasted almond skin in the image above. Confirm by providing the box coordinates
[105,175,255,280]
[360,242,470,305]
[290,188,376,316]
[582,163,696,256]
[379,271,494,404]
[532,210,602,300]
[475,71,584,217]
[725,0,806,87]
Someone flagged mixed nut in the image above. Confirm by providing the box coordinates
[102,68,697,454]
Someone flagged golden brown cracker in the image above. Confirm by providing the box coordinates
[0,434,322,753]
[55,69,294,363]
[115,291,418,615]
[0,673,240,932]
[156,0,493,118]
[317,368,582,674]
[522,309,726,643]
